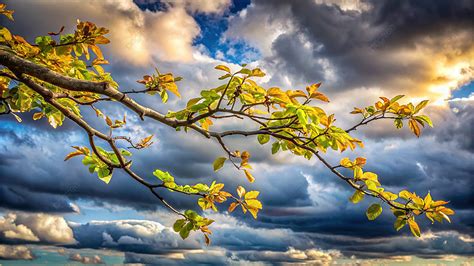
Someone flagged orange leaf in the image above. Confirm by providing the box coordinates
[244,170,255,183]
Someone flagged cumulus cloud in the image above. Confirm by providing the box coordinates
[0,245,34,260]
[69,253,104,264]
[0,213,39,242]
[0,213,75,244]
[4,0,203,64]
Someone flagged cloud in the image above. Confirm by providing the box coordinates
[69,253,104,264]
[124,247,340,265]
[0,245,34,260]
[70,218,201,253]
[225,0,474,104]
[4,0,203,64]
[0,213,39,242]
[164,0,232,15]
[0,212,75,244]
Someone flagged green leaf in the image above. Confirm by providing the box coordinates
[153,169,174,182]
[349,190,364,204]
[257,134,270,145]
[213,157,227,171]
[192,183,209,192]
[296,109,308,125]
[160,90,168,103]
[121,149,132,157]
[97,167,112,184]
[390,95,404,103]
[271,142,280,154]
[218,74,231,80]
[366,203,382,220]
[173,219,186,232]
[415,115,433,127]
[179,222,193,239]
[240,68,251,75]
[414,100,429,114]
[394,217,407,231]
[394,118,403,129]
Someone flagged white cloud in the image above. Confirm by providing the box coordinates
[69,253,104,264]
[224,3,294,57]
[0,244,34,260]
[0,212,75,244]
[166,0,231,14]
[7,0,203,64]
[0,213,39,242]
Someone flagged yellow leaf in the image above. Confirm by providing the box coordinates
[201,118,213,131]
[236,186,246,198]
[362,172,378,182]
[105,116,113,127]
[424,192,432,209]
[241,151,250,161]
[246,199,262,209]
[244,191,259,200]
[310,91,330,102]
[353,166,363,179]
[251,68,265,77]
[228,202,238,213]
[64,151,83,161]
[412,195,424,206]
[267,87,282,96]
[340,158,352,168]
[248,207,259,219]
[163,81,181,98]
[438,207,454,215]
[375,101,384,110]
[215,65,231,73]
[431,200,449,207]
[382,191,398,201]
[350,107,363,114]
[241,204,247,214]
[94,35,110,44]
[244,170,255,183]
[408,219,421,237]
[287,90,307,98]
[414,100,429,113]
[408,119,421,137]
[90,44,103,59]
[32,112,44,120]
[306,83,321,95]
[399,190,413,200]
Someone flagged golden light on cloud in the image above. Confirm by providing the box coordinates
[428,61,472,106]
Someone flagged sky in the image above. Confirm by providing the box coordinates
[0,0,473,265]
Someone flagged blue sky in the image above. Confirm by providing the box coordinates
[0,0,473,265]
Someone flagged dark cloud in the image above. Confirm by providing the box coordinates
[228,0,473,99]
[0,186,77,213]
